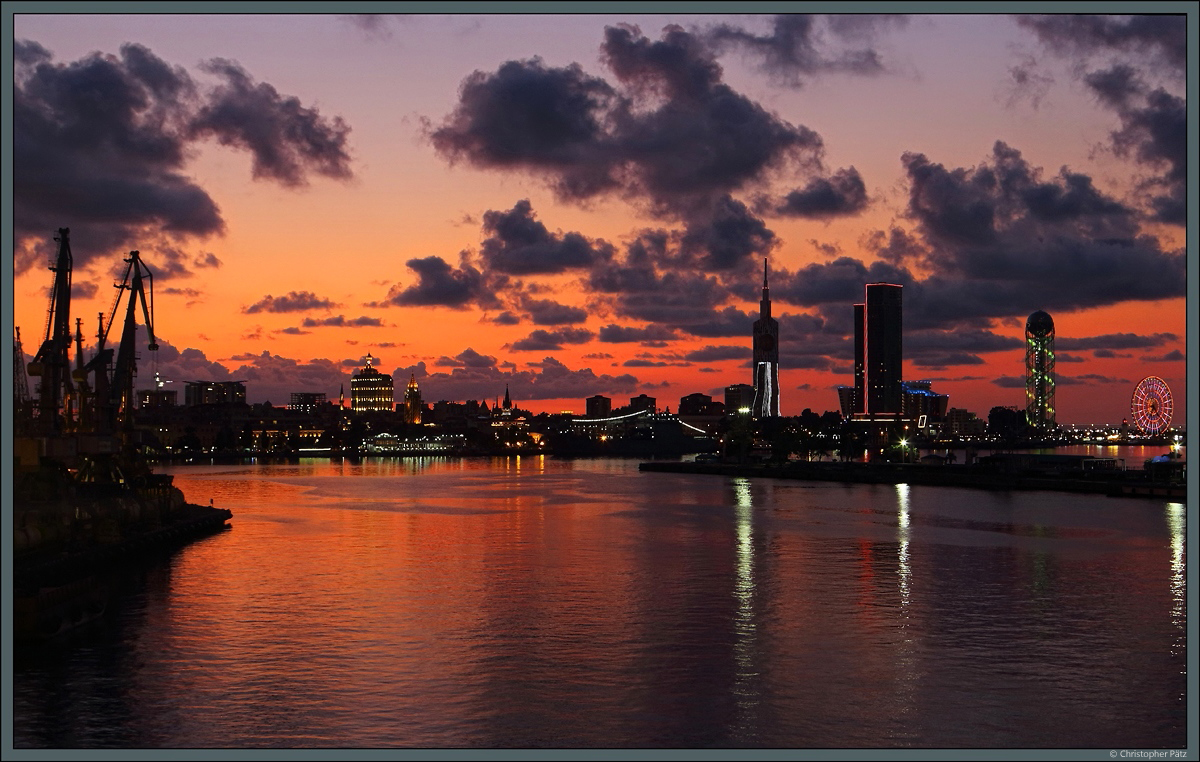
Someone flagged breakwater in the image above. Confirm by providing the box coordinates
[14,476,232,643]
[639,459,1186,500]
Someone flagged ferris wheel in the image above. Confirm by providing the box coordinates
[1131,376,1173,435]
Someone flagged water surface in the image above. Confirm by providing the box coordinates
[13,457,1187,749]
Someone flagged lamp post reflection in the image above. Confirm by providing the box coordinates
[731,477,760,741]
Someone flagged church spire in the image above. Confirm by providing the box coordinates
[503,384,511,410]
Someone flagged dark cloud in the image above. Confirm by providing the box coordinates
[1057,332,1177,350]
[907,328,1023,356]
[489,311,522,325]
[162,287,202,297]
[1056,352,1086,363]
[1068,373,1131,385]
[300,315,385,328]
[191,59,353,187]
[276,327,311,335]
[765,167,869,219]
[678,306,757,338]
[431,25,825,217]
[597,324,679,343]
[861,226,928,266]
[600,24,824,215]
[583,352,614,360]
[521,297,589,326]
[1140,349,1185,363]
[1092,349,1130,359]
[507,327,594,352]
[1083,63,1142,109]
[912,352,985,369]
[891,142,1184,326]
[1090,73,1186,225]
[396,355,639,403]
[429,58,620,200]
[708,14,904,87]
[623,359,670,368]
[682,345,746,363]
[71,281,99,300]
[14,43,218,273]
[678,196,777,272]
[480,200,614,275]
[244,290,339,313]
[193,252,222,268]
[1018,14,1186,224]
[1016,15,1186,73]
[780,354,835,371]
[435,348,498,368]
[772,256,911,307]
[15,38,53,66]
[991,376,1026,389]
[375,256,500,309]
[14,42,355,276]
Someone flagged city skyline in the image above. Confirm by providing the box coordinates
[11,11,1189,424]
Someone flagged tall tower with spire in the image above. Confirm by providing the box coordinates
[403,373,422,425]
[752,258,780,418]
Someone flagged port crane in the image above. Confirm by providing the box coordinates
[26,228,75,435]
[22,229,159,456]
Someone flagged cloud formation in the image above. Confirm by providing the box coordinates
[708,14,906,87]
[431,24,827,218]
[244,290,340,313]
[398,355,640,403]
[507,328,595,351]
[300,315,385,328]
[763,167,869,219]
[191,59,353,187]
[14,41,355,275]
[376,255,500,309]
[479,200,614,275]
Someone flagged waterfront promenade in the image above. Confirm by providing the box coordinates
[640,458,1187,501]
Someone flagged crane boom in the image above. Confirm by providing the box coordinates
[28,228,75,434]
[108,250,158,432]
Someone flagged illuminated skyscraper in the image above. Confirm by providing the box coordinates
[1025,310,1055,430]
[350,354,394,413]
[403,373,422,424]
[752,259,780,418]
[854,283,903,415]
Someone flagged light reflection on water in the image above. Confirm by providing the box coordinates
[13,458,1186,749]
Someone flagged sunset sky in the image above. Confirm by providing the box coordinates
[10,11,1190,424]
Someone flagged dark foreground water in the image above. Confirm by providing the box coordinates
[13,457,1187,749]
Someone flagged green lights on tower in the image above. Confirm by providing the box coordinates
[1024,311,1055,431]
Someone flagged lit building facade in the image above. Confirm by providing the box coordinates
[901,380,948,422]
[1025,310,1056,431]
[752,259,780,418]
[350,354,394,413]
[403,374,422,424]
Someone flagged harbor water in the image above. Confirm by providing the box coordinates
[12,457,1187,748]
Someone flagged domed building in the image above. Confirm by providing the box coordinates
[350,354,394,413]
